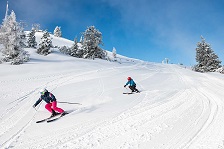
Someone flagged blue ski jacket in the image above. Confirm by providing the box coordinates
[34,91,56,107]
[125,79,136,86]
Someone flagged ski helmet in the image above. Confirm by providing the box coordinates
[39,88,47,95]
[127,77,131,80]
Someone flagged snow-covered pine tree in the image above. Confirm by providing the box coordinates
[0,10,29,64]
[193,36,221,72]
[27,28,37,48]
[59,46,69,55]
[32,23,40,32]
[53,26,62,37]
[112,47,117,59]
[59,37,82,57]
[37,30,52,55]
[79,36,83,44]
[216,66,224,74]
[20,29,27,48]
[81,26,106,59]
[164,58,169,64]
[70,37,83,57]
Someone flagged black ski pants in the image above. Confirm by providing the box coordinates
[129,85,139,92]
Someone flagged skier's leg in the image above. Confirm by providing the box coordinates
[135,88,140,93]
[45,103,53,113]
[52,101,64,113]
[134,85,140,93]
[129,86,135,92]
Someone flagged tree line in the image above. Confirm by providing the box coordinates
[0,10,223,74]
[0,10,107,65]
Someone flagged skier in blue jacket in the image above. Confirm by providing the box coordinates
[124,77,140,93]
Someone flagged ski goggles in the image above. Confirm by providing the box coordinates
[40,91,45,95]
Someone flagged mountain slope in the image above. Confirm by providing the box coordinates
[0,35,224,149]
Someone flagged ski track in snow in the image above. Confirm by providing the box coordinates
[0,68,101,147]
[1,63,224,149]
[0,62,141,148]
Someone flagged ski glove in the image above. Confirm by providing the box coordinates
[124,85,126,87]
[32,105,36,108]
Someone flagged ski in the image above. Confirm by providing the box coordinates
[47,112,69,123]
[36,118,50,123]
[36,113,61,123]
[123,91,140,95]
[58,101,81,105]
[123,92,133,94]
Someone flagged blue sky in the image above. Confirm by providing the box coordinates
[1,0,224,66]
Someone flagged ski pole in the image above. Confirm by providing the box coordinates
[33,107,37,111]
[33,100,42,112]
[124,86,129,93]
[58,101,82,105]
[125,86,129,91]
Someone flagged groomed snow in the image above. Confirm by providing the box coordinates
[1,36,224,149]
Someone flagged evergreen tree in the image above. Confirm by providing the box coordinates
[0,10,29,64]
[54,26,62,37]
[20,29,27,48]
[27,28,37,48]
[32,23,40,32]
[70,37,83,57]
[81,26,106,59]
[193,36,221,72]
[59,38,83,58]
[112,47,117,59]
[79,36,83,43]
[216,66,224,74]
[59,46,69,55]
[37,30,52,55]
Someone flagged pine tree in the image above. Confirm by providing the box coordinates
[193,36,221,72]
[59,38,82,57]
[20,30,27,48]
[54,26,62,37]
[37,30,52,55]
[112,47,117,59]
[216,66,224,74]
[70,37,83,57]
[27,28,37,48]
[81,26,106,59]
[32,23,40,32]
[0,10,29,64]
[59,46,69,55]
[80,36,83,43]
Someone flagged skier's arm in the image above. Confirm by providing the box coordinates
[33,98,42,107]
[124,81,130,87]
[49,93,56,101]
[125,81,130,86]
